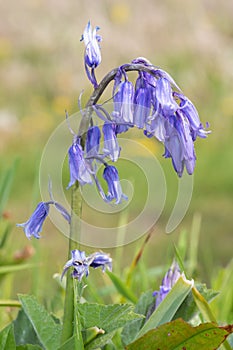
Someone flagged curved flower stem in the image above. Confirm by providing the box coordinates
[61,182,83,345]
[78,62,175,137]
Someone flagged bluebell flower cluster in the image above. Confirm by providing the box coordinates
[67,22,210,204]
[61,249,112,281]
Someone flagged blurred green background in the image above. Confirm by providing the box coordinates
[0,0,233,315]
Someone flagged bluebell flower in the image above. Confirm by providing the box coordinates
[67,140,92,188]
[17,202,50,239]
[81,21,101,69]
[102,122,121,162]
[17,201,71,239]
[61,250,90,281]
[134,74,152,129]
[81,21,102,88]
[155,77,179,117]
[102,165,127,204]
[61,249,112,281]
[175,92,210,141]
[153,261,181,308]
[113,80,134,125]
[89,252,112,272]
[164,113,196,177]
[86,125,101,157]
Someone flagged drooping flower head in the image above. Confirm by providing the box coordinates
[102,122,121,162]
[17,200,71,239]
[102,165,127,204]
[113,78,134,125]
[17,202,50,239]
[67,139,92,188]
[133,73,152,129]
[86,125,101,157]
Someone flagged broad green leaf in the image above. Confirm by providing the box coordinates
[18,294,62,350]
[106,271,137,303]
[136,274,194,339]
[126,319,231,350]
[0,323,16,350]
[121,290,154,346]
[14,309,42,347]
[77,303,142,333]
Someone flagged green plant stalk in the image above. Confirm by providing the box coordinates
[61,182,83,345]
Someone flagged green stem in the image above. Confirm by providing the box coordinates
[61,182,83,345]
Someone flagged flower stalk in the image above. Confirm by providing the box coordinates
[61,182,83,345]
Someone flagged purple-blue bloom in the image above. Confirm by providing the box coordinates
[113,80,134,124]
[17,202,50,239]
[153,261,181,308]
[164,113,196,177]
[86,125,101,157]
[102,165,127,204]
[155,77,179,117]
[67,140,92,188]
[89,252,112,272]
[81,21,101,69]
[175,92,210,141]
[102,122,121,162]
[61,250,90,281]
[133,74,152,129]
[17,201,71,239]
[61,249,112,281]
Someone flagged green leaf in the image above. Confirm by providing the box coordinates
[121,290,154,346]
[105,271,137,303]
[126,319,231,350]
[174,282,218,322]
[77,303,143,349]
[13,309,42,347]
[18,294,62,350]
[135,274,194,339]
[78,303,142,333]
[0,323,16,350]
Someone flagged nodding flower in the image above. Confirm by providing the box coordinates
[102,165,127,204]
[67,139,92,188]
[17,201,70,239]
